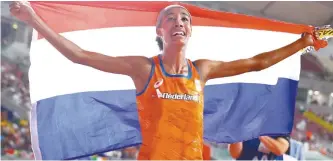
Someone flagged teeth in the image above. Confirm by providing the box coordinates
[173,32,185,36]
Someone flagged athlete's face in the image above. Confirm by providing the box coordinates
[157,7,192,48]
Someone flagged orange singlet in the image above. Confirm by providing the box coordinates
[136,55,204,160]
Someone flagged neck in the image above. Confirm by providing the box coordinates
[162,45,187,74]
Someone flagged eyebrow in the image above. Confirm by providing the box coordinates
[181,12,190,17]
[165,12,190,17]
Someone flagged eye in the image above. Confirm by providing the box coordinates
[167,17,175,21]
[182,17,189,22]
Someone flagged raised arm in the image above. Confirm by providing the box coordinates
[195,33,323,82]
[10,1,149,78]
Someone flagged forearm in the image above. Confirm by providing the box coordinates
[259,136,289,156]
[29,15,86,63]
[203,36,312,79]
[253,37,309,70]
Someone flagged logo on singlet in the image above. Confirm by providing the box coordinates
[154,78,199,102]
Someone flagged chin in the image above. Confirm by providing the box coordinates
[172,39,187,47]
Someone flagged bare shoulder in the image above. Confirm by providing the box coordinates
[120,55,151,65]
[193,59,215,82]
[193,59,211,67]
[127,56,154,93]
[119,55,152,75]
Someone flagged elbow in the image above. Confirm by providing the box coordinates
[70,49,88,64]
[258,60,271,71]
[70,57,81,64]
[252,52,281,71]
[249,58,269,72]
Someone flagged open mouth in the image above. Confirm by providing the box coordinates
[172,31,186,37]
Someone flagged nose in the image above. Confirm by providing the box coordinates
[174,17,184,28]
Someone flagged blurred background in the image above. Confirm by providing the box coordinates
[1,1,333,160]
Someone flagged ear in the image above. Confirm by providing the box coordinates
[156,27,163,37]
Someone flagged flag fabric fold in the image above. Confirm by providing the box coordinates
[28,1,311,160]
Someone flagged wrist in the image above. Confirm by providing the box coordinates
[300,34,314,47]
[303,38,311,47]
[28,14,40,28]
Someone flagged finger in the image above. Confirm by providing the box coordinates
[316,32,320,39]
[259,136,265,139]
[10,7,19,12]
[314,33,318,39]
[10,7,20,14]
[260,136,269,139]
[9,1,19,8]
[9,3,20,10]
[10,5,20,10]
[9,4,20,11]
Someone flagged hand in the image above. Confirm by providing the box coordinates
[259,136,289,156]
[301,32,318,47]
[259,136,271,140]
[302,30,328,50]
[10,1,36,23]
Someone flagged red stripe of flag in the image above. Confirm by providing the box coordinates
[30,1,313,40]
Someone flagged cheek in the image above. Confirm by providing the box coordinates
[159,30,167,39]
[187,30,192,37]
[186,26,192,37]
[161,27,171,37]
[162,31,171,39]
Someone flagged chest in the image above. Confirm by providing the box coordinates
[136,74,204,120]
[151,73,202,93]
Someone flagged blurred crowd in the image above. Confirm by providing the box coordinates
[292,105,333,158]
[1,107,34,159]
[305,107,333,124]
[1,58,31,111]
